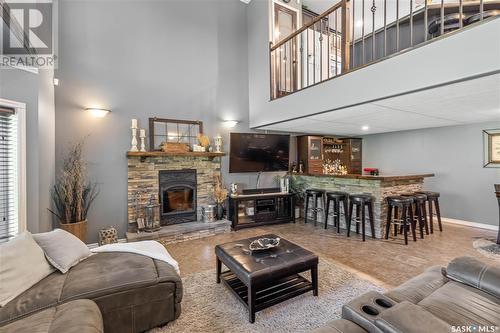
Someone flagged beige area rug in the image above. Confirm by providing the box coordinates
[473,238,500,260]
[151,259,384,333]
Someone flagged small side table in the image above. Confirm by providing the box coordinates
[495,184,500,245]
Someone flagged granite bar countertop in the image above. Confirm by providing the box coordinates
[296,173,435,181]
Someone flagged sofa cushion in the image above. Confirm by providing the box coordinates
[418,281,500,326]
[0,232,55,307]
[60,253,182,333]
[384,266,448,304]
[0,299,103,333]
[33,229,92,274]
[60,252,174,301]
[446,256,500,299]
[0,272,66,326]
[374,301,450,333]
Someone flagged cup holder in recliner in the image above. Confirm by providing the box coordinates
[375,298,393,308]
[361,305,380,316]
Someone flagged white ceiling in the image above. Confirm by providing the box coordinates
[259,73,500,136]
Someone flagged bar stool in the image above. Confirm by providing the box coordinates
[347,194,375,242]
[385,196,417,245]
[401,192,428,239]
[416,191,443,233]
[324,191,349,233]
[304,189,325,225]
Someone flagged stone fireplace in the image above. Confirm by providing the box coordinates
[159,169,197,225]
[127,154,223,232]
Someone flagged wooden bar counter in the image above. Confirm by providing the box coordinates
[294,173,435,238]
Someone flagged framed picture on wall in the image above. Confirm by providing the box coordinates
[483,129,500,168]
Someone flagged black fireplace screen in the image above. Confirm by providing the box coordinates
[163,187,194,213]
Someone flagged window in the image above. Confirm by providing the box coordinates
[0,101,26,242]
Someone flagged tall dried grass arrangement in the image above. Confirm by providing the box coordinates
[213,174,228,204]
[49,140,99,224]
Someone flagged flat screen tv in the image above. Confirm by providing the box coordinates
[229,133,290,173]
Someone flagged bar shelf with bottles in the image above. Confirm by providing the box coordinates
[297,135,362,175]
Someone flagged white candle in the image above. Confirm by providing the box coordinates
[140,129,146,137]
[131,119,138,128]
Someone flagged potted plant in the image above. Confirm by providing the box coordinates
[48,140,99,242]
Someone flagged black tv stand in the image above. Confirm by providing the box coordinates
[228,189,295,230]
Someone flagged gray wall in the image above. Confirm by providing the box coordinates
[363,121,500,227]
[55,0,259,243]
[0,68,55,233]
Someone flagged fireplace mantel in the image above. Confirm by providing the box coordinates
[127,151,226,161]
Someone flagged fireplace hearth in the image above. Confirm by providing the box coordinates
[159,169,197,225]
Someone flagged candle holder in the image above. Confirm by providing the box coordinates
[140,129,146,152]
[130,127,138,152]
[214,134,222,153]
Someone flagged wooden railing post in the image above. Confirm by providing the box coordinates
[341,0,351,73]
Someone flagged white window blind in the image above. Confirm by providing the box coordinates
[0,107,18,242]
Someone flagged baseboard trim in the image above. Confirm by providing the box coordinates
[442,217,499,231]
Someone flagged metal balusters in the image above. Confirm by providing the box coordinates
[306,27,310,87]
[480,0,484,21]
[327,13,331,79]
[424,0,428,41]
[300,32,304,89]
[319,19,323,82]
[351,0,356,69]
[440,0,444,36]
[371,0,376,62]
[409,0,413,47]
[362,0,365,65]
[384,0,387,57]
[313,22,316,84]
[396,0,400,51]
[278,46,283,96]
[269,43,272,99]
[290,37,297,92]
[459,0,463,28]
[335,10,338,76]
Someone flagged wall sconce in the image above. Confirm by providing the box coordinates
[85,108,111,118]
[223,120,239,128]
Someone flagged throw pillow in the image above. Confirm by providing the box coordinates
[33,228,92,274]
[0,232,55,307]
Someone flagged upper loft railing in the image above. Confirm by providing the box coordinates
[270,0,500,100]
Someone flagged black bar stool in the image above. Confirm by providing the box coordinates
[401,193,428,239]
[385,196,416,245]
[304,189,325,225]
[416,191,443,233]
[347,194,375,241]
[324,191,349,233]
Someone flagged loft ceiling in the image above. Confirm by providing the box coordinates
[259,73,500,136]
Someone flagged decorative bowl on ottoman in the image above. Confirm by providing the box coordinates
[249,237,280,252]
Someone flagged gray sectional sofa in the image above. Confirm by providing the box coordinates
[0,252,183,333]
[315,256,500,333]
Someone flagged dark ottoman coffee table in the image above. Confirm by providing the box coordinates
[215,234,319,323]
